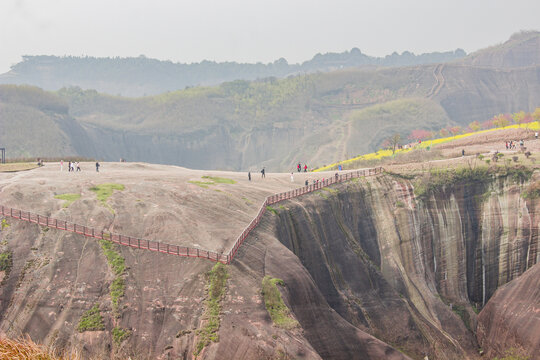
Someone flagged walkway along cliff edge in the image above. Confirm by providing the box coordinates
[0,167,383,264]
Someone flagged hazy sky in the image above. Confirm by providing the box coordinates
[1,0,539,73]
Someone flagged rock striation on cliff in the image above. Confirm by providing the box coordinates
[0,166,538,359]
[243,170,538,359]
[476,262,540,359]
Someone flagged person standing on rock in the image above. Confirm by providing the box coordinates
[261,168,265,178]
[248,171,251,181]
[96,162,100,172]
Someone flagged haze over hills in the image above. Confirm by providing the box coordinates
[0,48,466,97]
[459,30,540,68]
[0,32,539,171]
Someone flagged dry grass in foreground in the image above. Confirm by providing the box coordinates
[0,336,80,360]
[0,163,39,172]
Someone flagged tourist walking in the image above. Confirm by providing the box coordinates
[297,163,301,172]
[248,171,251,181]
[60,160,63,171]
[261,168,265,178]
[535,132,538,140]
[290,172,294,182]
[304,164,307,172]
[96,162,100,172]
[76,162,81,172]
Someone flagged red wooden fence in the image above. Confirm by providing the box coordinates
[0,167,382,264]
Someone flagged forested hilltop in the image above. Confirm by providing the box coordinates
[0,48,465,96]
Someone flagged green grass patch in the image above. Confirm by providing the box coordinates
[112,326,131,344]
[316,191,329,199]
[1,218,9,230]
[321,187,338,194]
[99,240,126,318]
[110,277,125,316]
[266,206,278,215]
[189,181,214,188]
[451,304,472,331]
[201,176,236,184]
[0,251,13,272]
[493,348,530,360]
[261,276,299,330]
[194,263,228,356]
[99,240,125,276]
[77,304,105,332]
[54,193,81,208]
[89,183,125,211]
[190,176,236,189]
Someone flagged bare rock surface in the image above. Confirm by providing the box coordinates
[476,263,540,359]
[0,162,538,359]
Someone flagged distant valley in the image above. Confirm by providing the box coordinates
[0,31,539,171]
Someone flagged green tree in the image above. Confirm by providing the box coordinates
[468,121,481,132]
[513,111,527,127]
[386,134,402,154]
[493,114,510,128]
[532,107,540,122]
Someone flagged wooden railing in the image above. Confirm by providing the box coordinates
[0,206,228,263]
[0,167,383,264]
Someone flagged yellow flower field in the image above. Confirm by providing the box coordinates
[314,121,540,172]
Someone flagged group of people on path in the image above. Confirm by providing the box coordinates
[505,140,525,150]
[296,163,308,172]
[60,160,100,172]
[248,162,310,181]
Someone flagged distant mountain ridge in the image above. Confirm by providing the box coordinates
[460,30,540,68]
[0,48,466,97]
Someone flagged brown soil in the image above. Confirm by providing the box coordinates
[0,163,40,172]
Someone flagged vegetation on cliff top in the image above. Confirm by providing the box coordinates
[194,263,228,356]
[54,193,81,208]
[413,165,534,200]
[90,183,124,213]
[262,276,299,330]
[189,176,236,188]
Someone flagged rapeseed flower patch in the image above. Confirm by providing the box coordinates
[315,121,540,172]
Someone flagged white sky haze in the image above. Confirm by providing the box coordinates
[1,0,539,73]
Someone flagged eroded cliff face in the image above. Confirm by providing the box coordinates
[248,173,538,359]
[476,262,540,359]
[0,169,538,360]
